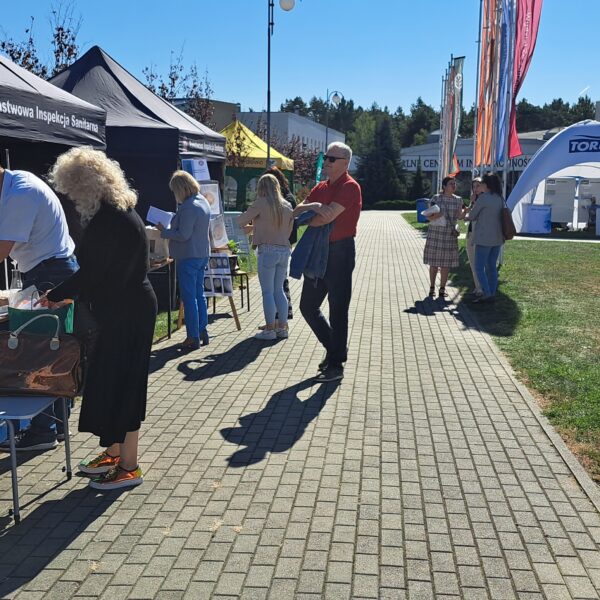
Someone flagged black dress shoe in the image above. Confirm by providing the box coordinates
[315,366,344,382]
[200,329,209,346]
[318,354,329,372]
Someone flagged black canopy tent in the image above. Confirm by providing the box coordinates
[50,46,227,220]
[0,55,106,287]
[0,54,106,173]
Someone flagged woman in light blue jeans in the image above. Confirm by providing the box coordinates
[465,173,505,304]
[159,171,211,349]
[237,174,294,340]
[258,244,291,336]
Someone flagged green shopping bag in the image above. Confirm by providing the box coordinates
[8,303,74,335]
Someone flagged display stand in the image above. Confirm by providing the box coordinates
[177,253,241,333]
[177,296,240,332]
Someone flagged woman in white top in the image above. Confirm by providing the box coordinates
[237,174,293,340]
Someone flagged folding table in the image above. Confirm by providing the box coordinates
[0,396,72,524]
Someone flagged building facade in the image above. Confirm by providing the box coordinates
[237,111,344,152]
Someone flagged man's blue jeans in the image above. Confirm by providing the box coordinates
[19,255,79,438]
[257,245,290,326]
[178,257,209,342]
[474,244,501,297]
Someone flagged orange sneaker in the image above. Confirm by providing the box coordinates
[88,465,143,490]
[79,451,120,475]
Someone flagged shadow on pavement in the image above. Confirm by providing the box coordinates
[177,337,278,382]
[0,445,64,476]
[148,343,189,374]
[0,487,125,598]
[220,377,339,467]
[451,247,522,337]
[405,246,521,338]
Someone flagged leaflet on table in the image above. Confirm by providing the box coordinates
[146,206,175,229]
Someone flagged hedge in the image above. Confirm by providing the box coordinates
[363,200,417,211]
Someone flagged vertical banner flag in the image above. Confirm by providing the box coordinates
[315,152,324,183]
[508,0,543,158]
[495,0,514,163]
[439,57,464,179]
[475,0,497,168]
[450,57,465,175]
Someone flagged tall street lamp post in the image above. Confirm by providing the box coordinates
[267,0,295,166]
[324,89,343,150]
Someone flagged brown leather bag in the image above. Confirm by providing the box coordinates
[0,314,83,398]
[501,204,517,241]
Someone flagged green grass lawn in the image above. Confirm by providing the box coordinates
[403,212,600,481]
[154,309,180,342]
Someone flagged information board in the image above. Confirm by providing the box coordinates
[204,253,233,297]
[223,211,252,255]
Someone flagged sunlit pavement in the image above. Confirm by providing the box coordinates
[1,211,599,599]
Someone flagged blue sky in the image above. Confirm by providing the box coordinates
[2,1,599,115]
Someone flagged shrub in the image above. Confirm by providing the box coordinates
[364,200,416,211]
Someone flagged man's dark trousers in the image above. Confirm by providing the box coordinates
[300,238,355,368]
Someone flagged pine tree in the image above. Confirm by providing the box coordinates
[356,117,405,205]
[409,161,429,199]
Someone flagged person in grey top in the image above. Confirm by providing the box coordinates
[465,172,504,303]
[158,171,211,349]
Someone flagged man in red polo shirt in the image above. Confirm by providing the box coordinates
[294,142,362,382]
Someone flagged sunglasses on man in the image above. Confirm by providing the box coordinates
[323,155,347,163]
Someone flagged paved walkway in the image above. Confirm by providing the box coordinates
[1,212,600,600]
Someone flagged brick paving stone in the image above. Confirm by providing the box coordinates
[3,213,600,600]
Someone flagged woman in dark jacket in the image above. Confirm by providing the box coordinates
[465,172,504,303]
[43,148,157,490]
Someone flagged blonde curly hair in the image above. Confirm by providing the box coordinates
[49,147,137,225]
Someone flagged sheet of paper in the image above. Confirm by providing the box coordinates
[210,214,229,248]
[147,206,175,228]
[182,158,211,182]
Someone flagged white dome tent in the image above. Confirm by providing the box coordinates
[507,120,600,233]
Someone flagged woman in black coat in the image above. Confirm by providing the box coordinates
[42,148,157,491]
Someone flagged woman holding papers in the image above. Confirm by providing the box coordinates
[158,170,211,349]
[237,174,294,340]
[423,176,463,299]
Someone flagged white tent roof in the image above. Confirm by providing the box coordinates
[507,120,600,231]
[544,162,600,179]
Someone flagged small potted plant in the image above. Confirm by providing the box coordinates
[227,240,240,272]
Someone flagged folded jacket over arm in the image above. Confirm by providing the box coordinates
[289,210,333,280]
